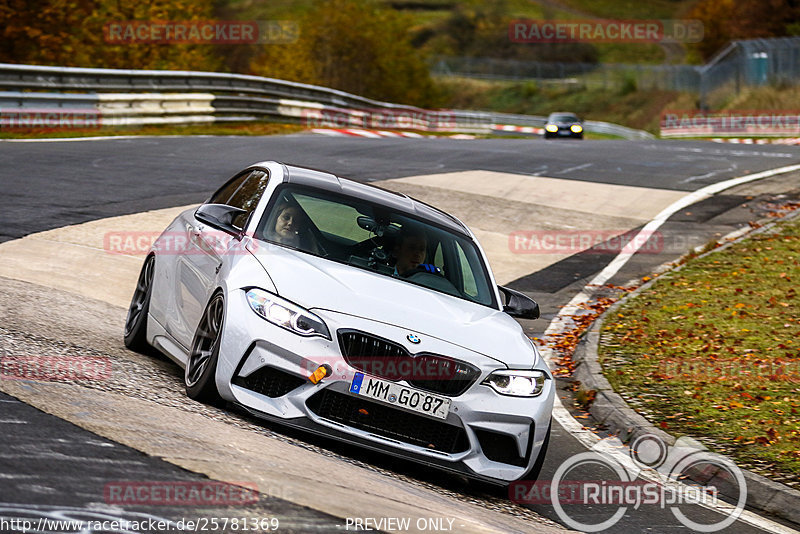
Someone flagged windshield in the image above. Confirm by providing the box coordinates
[256,185,497,308]
[549,113,580,122]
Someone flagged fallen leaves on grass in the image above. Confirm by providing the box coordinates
[598,211,800,483]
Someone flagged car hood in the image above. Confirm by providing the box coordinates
[248,243,535,368]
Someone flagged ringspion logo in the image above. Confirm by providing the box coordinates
[510,435,746,532]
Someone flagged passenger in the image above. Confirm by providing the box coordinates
[266,199,320,253]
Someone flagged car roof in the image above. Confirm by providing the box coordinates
[255,161,471,237]
[548,112,579,119]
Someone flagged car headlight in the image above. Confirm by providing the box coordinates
[545,124,559,132]
[245,288,330,339]
[570,124,583,133]
[482,370,547,397]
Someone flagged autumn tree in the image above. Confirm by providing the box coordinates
[0,0,222,71]
[250,0,439,107]
[688,0,800,61]
[420,3,598,63]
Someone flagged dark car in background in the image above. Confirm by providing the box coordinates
[544,112,584,139]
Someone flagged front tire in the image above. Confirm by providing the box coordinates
[185,292,225,404]
[124,255,155,352]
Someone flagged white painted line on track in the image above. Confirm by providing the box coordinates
[0,135,227,143]
[541,163,800,533]
[1,135,146,142]
[309,128,348,137]
[558,163,593,174]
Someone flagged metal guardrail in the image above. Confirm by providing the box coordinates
[0,62,446,114]
[584,120,654,140]
[0,62,653,139]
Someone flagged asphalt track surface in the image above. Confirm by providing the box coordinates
[2,136,798,242]
[1,134,799,533]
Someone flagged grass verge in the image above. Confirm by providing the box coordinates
[599,213,800,487]
[0,122,305,140]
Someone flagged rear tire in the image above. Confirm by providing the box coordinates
[124,255,155,352]
[185,292,225,404]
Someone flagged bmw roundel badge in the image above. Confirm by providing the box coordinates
[407,333,421,344]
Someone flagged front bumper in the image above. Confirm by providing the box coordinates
[216,290,555,483]
[545,127,582,138]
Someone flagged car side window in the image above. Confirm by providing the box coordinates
[209,171,249,205]
[208,170,270,229]
[455,241,479,298]
[433,242,446,275]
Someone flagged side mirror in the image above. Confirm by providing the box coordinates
[195,204,247,237]
[498,285,540,320]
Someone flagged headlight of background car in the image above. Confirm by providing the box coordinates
[482,370,547,397]
[545,124,559,133]
[570,124,583,133]
[245,288,330,339]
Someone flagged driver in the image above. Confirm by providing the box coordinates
[392,225,440,277]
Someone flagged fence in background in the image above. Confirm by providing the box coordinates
[0,62,653,139]
[699,37,800,107]
[432,57,701,92]
[432,37,800,108]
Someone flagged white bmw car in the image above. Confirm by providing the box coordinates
[124,161,554,485]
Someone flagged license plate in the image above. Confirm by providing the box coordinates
[349,373,451,420]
